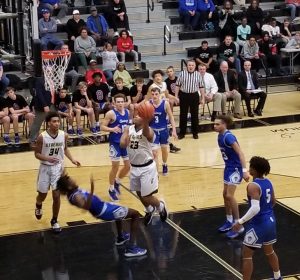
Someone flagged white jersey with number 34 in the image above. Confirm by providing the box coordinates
[127,125,154,166]
[41,130,65,165]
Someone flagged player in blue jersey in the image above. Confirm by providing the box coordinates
[149,87,177,176]
[232,156,281,280]
[214,115,250,239]
[57,172,147,258]
[101,93,130,201]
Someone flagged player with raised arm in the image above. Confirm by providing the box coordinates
[214,115,250,238]
[232,156,281,280]
[149,87,177,175]
[57,172,147,257]
[34,112,80,233]
[101,93,130,201]
[120,103,168,226]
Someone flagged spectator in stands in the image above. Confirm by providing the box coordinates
[236,17,251,48]
[258,31,282,76]
[117,30,139,70]
[111,77,132,108]
[285,0,300,21]
[85,59,107,85]
[101,42,119,84]
[246,0,263,36]
[196,0,218,31]
[74,27,97,71]
[38,0,68,24]
[86,6,109,47]
[28,77,56,145]
[88,72,111,132]
[72,81,97,136]
[178,0,200,31]
[218,35,241,73]
[238,60,267,116]
[214,61,242,119]
[219,1,238,42]
[0,59,9,96]
[38,8,63,51]
[129,77,147,104]
[286,31,300,48]
[269,18,287,49]
[0,94,11,145]
[6,87,35,145]
[66,10,86,52]
[198,64,221,122]
[175,60,204,139]
[55,87,75,135]
[280,18,294,44]
[241,35,261,73]
[113,62,133,89]
[261,17,274,37]
[194,40,217,74]
[109,0,131,37]
[61,44,81,93]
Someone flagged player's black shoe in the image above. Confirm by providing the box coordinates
[170,143,181,153]
[159,201,168,222]
[35,205,43,220]
[144,208,155,226]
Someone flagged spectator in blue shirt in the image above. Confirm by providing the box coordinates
[197,0,218,30]
[178,0,200,31]
[86,6,109,47]
[0,59,10,96]
[38,8,64,50]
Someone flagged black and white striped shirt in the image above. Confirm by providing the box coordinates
[176,70,202,93]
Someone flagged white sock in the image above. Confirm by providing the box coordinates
[273,271,281,279]
[226,215,233,223]
[109,185,114,191]
[158,201,165,212]
[68,125,72,130]
[96,121,100,126]
[162,162,167,166]
[115,177,121,184]
[146,205,154,213]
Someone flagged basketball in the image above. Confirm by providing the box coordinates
[136,101,155,120]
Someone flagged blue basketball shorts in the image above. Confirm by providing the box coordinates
[152,128,169,149]
[243,216,277,248]
[97,202,129,221]
[224,166,243,185]
[109,142,128,161]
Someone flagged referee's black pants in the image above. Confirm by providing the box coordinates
[179,91,199,135]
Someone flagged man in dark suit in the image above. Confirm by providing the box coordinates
[214,61,242,119]
[238,60,267,117]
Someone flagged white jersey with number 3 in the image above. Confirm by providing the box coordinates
[127,125,154,166]
[41,130,65,165]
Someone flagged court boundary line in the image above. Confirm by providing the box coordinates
[276,200,300,216]
[120,183,243,280]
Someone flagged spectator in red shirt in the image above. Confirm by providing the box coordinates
[117,30,139,70]
[85,60,107,85]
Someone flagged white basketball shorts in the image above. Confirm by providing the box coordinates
[37,163,64,193]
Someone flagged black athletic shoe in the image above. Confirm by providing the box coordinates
[35,207,43,220]
[170,143,181,153]
[159,201,168,222]
[144,209,155,226]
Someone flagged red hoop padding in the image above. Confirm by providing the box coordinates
[41,50,71,60]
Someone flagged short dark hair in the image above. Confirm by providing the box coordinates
[167,66,174,71]
[152,69,165,78]
[119,29,129,37]
[135,77,144,83]
[249,156,271,176]
[201,40,208,45]
[215,115,233,127]
[56,174,71,195]
[151,87,161,94]
[45,111,60,123]
[5,87,15,93]
[92,72,102,79]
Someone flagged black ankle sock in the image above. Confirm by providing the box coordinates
[51,217,57,224]
[36,203,42,209]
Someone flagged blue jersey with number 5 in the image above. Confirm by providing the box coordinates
[109,109,129,143]
[149,100,167,129]
[248,178,274,223]
[218,130,241,168]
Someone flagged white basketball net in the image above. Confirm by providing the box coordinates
[41,51,71,92]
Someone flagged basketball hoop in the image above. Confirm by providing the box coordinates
[41,50,71,92]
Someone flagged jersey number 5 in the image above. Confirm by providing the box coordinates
[49,148,59,156]
[130,141,139,149]
[266,188,271,203]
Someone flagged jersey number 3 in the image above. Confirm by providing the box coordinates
[49,148,59,156]
[130,141,139,149]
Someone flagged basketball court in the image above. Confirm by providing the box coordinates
[0,91,300,279]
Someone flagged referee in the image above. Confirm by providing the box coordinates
[175,60,204,139]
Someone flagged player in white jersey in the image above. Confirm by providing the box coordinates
[120,110,168,226]
[34,112,81,233]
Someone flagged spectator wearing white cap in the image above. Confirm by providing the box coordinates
[66,10,86,52]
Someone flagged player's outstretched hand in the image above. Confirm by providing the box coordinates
[232,222,242,232]
[90,174,95,194]
[72,159,81,167]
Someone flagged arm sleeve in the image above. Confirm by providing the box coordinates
[238,199,260,224]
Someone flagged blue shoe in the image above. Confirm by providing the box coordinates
[90,127,97,135]
[96,125,100,133]
[162,164,168,176]
[67,128,76,136]
[77,128,83,137]
[14,135,20,146]
[124,245,147,257]
[109,189,119,202]
[115,232,130,245]
[4,135,12,145]
[218,220,233,232]
[226,227,244,239]
[114,180,121,195]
